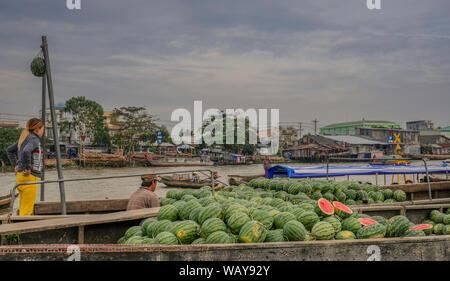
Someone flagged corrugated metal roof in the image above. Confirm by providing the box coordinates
[322,135,387,145]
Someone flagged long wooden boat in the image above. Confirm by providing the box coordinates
[227,174,265,185]
[160,176,210,189]
[0,204,449,261]
[147,155,214,167]
[0,194,17,209]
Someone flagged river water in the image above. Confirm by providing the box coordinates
[0,160,446,213]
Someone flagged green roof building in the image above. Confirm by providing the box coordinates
[440,126,450,132]
[320,120,402,136]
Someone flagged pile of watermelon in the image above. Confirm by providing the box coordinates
[116,180,450,245]
[419,209,450,235]
[248,178,407,205]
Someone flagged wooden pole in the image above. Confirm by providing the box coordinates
[41,36,66,215]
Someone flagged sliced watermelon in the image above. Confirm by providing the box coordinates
[333,201,353,219]
[315,198,334,217]
[412,224,433,235]
[358,218,379,226]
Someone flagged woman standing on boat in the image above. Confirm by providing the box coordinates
[6,118,44,216]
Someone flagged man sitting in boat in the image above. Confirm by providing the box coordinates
[127,175,161,210]
[192,171,200,183]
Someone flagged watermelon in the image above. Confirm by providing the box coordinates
[157,205,179,221]
[412,224,433,235]
[321,216,342,234]
[250,210,274,229]
[393,190,407,202]
[189,207,204,223]
[382,189,393,199]
[357,224,386,239]
[387,216,411,237]
[443,225,450,235]
[141,218,157,235]
[403,229,426,237]
[205,231,235,244]
[332,201,353,219]
[435,213,445,224]
[430,210,441,221]
[155,231,179,245]
[200,218,227,238]
[344,189,357,200]
[224,204,249,220]
[358,218,379,226]
[341,217,362,234]
[125,236,144,244]
[315,198,334,217]
[172,220,199,244]
[273,212,297,229]
[238,221,267,243]
[141,238,158,244]
[227,212,250,234]
[298,211,320,231]
[334,192,347,203]
[31,57,46,77]
[179,200,202,220]
[298,202,315,212]
[283,220,310,241]
[289,207,305,219]
[443,214,450,225]
[265,229,286,242]
[345,199,356,205]
[311,192,323,200]
[371,216,388,225]
[124,226,141,240]
[117,236,126,244]
[149,219,172,238]
[191,238,206,244]
[197,204,223,225]
[322,193,334,202]
[311,221,335,240]
[335,230,356,240]
[433,223,445,234]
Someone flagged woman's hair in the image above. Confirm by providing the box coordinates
[18,118,43,149]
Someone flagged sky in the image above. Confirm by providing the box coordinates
[0,0,449,133]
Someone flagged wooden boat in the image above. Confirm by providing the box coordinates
[370,156,412,165]
[227,174,265,185]
[0,194,17,209]
[146,155,214,167]
[160,176,218,189]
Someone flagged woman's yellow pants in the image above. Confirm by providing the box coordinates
[15,173,39,216]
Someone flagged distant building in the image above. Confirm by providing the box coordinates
[406,120,434,131]
[419,135,450,155]
[320,120,402,136]
[103,111,121,137]
[0,121,19,128]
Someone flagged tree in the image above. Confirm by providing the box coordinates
[63,96,109,149]
[0,127,22,166]
[112,106,160,154]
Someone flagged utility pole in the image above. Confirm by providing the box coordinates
[40,74,46,202]
[298,122,302,141]
[312,119,319,135]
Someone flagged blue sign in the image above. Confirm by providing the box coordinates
[157,130,162,136]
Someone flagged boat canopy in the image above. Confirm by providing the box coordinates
[267,164,449,179]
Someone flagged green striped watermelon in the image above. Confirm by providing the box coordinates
[356,224,386,239]
[200,218,227,238]
[125,236,144,244]
[141,238,158,244]
[191,238,206,244]
[197,204,223,225]
[172,220,199,244]
[179,200,202,220]
[321,216,342,234]
[298,202,315,212]
[124,226,141,240]
[189,207,204,223]
[205,231,235,244]
[332,201,353,219]
[311,221,335,240]
[403,229,426,237]
[411,224,433,235]
[273,212,297,229]
[251,210,274,229]
[264,229,286,242]
[393,190,407,202]
[335,230,356,240]
[157,205,179,221]
[387,216,410,237]
[298,211,320,231]
[238,221,267,243]
[149,219,172,238]
[283,220,310,241]
[227,212,251,234]
[224,204,249,220]
[155,231,179,245]
[341,217,361,234]
[433,223,444,234]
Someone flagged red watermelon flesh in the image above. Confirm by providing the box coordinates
[358,218,378,226]
[412,224,433,230]
[317,198,334,215]
[333,201,353,215]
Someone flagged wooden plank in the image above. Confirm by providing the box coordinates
[34,199,129,215]
[0,207,160,236]
[78,226,84,244]
[0,215,89,222]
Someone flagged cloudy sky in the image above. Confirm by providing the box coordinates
[0,0,449,132]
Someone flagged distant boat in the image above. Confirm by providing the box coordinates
[370,155,411,165]
[145,154,214,167]
[0,193,18,209]
[160,176,217,189]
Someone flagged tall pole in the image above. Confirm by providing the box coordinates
[298,122,302,140]
[312,119,318,135]
[40,74,46,202]
[41,35,66,215]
